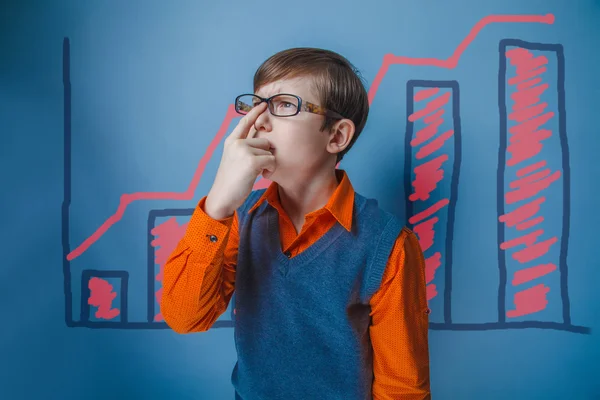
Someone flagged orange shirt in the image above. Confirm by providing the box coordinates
[161,169,431,399]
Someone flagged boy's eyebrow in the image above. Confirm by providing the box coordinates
[259,85,284,98]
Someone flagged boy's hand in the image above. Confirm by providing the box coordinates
[205,102,276,220]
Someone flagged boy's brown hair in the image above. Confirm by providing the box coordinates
[253,47,370,164]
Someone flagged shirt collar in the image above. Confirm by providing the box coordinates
[247,169,355,232]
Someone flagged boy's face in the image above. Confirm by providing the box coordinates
[251,76,338,183]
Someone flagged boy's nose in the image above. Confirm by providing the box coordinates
[254,109,272,132]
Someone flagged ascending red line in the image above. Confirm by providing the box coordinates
[67,105,239,260]
[67,13,555,261]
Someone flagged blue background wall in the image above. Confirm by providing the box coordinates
[2,0,599,398]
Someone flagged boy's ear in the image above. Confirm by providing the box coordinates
[327,119,356,155]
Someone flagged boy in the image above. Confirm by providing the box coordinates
[161,48,431,400]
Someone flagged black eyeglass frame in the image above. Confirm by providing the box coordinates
[234,93,345,119]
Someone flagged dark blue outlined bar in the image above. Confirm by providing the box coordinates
[80,269,129,324]
[405,80,461,325]
[147,209,234,329]
[497,39,588,333]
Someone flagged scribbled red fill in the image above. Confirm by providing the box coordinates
[151,217,188,321]
[88,277,120,320]
[501,47,561,318]
[409,87,454,303]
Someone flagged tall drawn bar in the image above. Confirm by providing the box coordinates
[147,209,235,328]
[497,39,571,326]
[405,80,461,326]
[147,209,193,324]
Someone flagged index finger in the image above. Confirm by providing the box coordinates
[247,124,258,139]
[230,102,267,140]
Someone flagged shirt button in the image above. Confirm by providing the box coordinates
[207,234,218,243]
[284,250,291,258]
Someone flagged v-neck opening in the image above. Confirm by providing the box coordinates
[267,204,347,268]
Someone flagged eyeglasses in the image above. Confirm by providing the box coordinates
[234,93,345,119]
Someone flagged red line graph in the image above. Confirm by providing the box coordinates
[67,13,555,261]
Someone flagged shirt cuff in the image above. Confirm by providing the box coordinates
[182,195,235,253]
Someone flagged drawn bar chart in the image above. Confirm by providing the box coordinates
[62,15,588,333]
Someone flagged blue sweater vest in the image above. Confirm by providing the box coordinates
[231,188,405,400]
